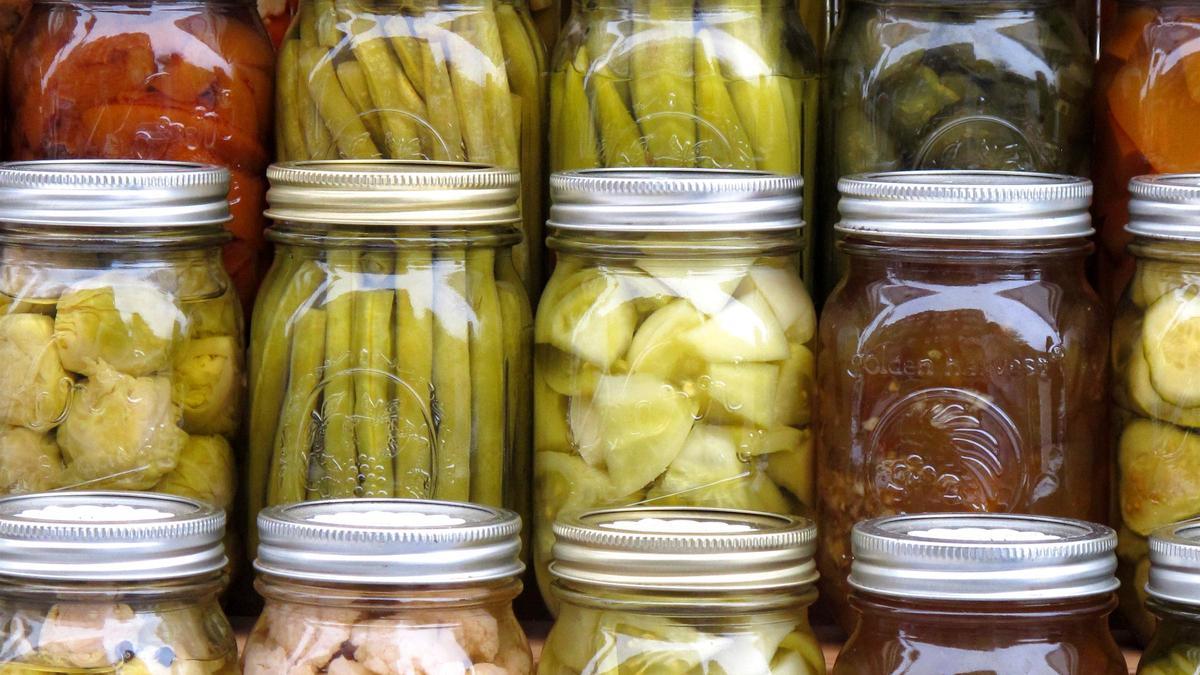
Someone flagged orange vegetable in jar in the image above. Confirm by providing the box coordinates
[1095,0,1200,304]
[6,0,274,310]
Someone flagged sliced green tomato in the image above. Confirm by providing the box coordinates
[625,300,705,381]
[591,374,698,495]
[546,604,604,673]
[703,362,780,428]
[536,272,638,368]
[592,612,712,673]
[1132,259,1191,310]
[568,396,604,467]
[617,270,673,316]
[535,377,574,453]
[636,259,750,315]
[538,344,606,397]
[1127,340,1200,428]
[646,425,790,513]
[681,290,790,363]
[775,631,824,675]
[1119,418,1200,535]
[775,344,815,427]
[770,650,821,675]
[1143,288,1200,407]
[765,430,815,506]
[535,450,614,524]
[732,425,806,457]
[744,265,817,344]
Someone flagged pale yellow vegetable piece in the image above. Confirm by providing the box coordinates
[1143,287,1200,407]
[536,274,637,369]
[646,424,790,513]
[0,314,72,431]
[625,300,704,381]
[0,426,62,494]
[1119,417,1200,535]
[681,290,790,362]
[746,265,816,343]
[54,281,186,377]
[704,362,780,428]
[171,336,242,437]
[153,435,236,510]
[636,260,747,315]
[775,344,815,427]
[590,374,697,494]
[765,429,815,506]
[1127,340,1200,428]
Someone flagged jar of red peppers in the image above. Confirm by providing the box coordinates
[833,513,1127,675]
[816,171,1108,629]
[1095,0,1200,304]
[6,0,274,310]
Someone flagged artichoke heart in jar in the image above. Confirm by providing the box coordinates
[247,161,532,551]
[0,160,243,507]
[1113,175,1200,642]
[243,499,532,674]
[533,169,817,612]
[0,491,237,674]
[539,506,825,675]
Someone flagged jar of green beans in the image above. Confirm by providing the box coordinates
[274,0,546,290]
[246,161,532,553]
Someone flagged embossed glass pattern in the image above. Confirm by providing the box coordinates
[815,237,1107,629]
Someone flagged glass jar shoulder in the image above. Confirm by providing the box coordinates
[1139,611,1200,673]
[540,600,824,675]
[0,593,237,673]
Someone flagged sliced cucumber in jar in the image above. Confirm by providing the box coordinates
[1142,287,1200,408]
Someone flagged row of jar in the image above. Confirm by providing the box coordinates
[0,0,1190,304]
[0,159,1194,638]
[8,490,1200,675]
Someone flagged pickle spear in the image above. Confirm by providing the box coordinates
[277,41,307,161]
[320,250,359,498]
[432,249,472,500]
[300,45,381,159]
[467,248,506,506]
[353,251,396,497]
[268,307,327,505]
[394,248,435,498]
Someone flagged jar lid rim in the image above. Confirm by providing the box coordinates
[1127,174,1200,242]
[1148,519,1200,604]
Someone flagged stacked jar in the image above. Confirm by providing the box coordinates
[274,0,547,291]
[1112,174,1200,640]
[817,171,1108,628]
[549,0,819,284]
[1138,520,1200,672]
[834,513,1127,674]
[540,506,825,674]
[1094,1,1200,304]
[0,492,237,673]
[820,0,1093,292]
[533,169,817,609]
[6,0,274,308]
[0,161,243,508]
[247,162,532,545]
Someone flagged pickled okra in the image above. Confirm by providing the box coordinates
[277,0,546,290]
[533,255,817,607]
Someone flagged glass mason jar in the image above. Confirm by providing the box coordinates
[533,169,817,610]
[0,161,243,505]
[834,513,1127,675]
[6,0,274,310]
[0,492,237,673]
[549,1,820,283]
[1111,175,1200,642]
[816,171,1108,629]
[1094,1,1200,305]
[243,499,532,674]
[819,0,1093,294]
[276,0,547,290]
[247,162,532,547]
[1138,520,1200,672]
[540,507,825,675]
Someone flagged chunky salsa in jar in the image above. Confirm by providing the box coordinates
[834,513,1127,675]
[7,0,274,309]
[816,171,1108,628]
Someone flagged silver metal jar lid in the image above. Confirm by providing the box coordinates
[850,513,1118,602]
[0,492,226,582]
[1147,519,1200,605]
[265,160,521,227]
[0,160,231,227]
[255,499,524,585]
[550,507,818,592]
[548,168,804,232]
[837,170,1094,240]
[1127,174,1200,242]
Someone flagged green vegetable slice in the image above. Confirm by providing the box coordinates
[1143,288,1200,407]
[681,290,789,363]
[1119,418,1200,536]
[591,374,697,494]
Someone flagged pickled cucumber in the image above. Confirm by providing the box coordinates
[1119,418,1200,536]
[1143,288,1200,407]
[247,241,532,513]
[533,258,816,611]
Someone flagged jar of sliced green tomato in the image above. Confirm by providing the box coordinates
[539,507,825,674]
[0,492,237,674]
[247,161,532,553]
[1113,175,1200,642]
[533,169,816,611]
[1138,521,1200,673]
[549,0,819,284]
[275,0,547,290]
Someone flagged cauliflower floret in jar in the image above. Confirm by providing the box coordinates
[171,336,241,436]
[0,426,62,494]
[265,604,360,672]
[153,435,235,509]
[35,603,137,670]
[241,642,293,675]
[54,279,187,378]
[0,313,72,430]
[350,620,474,674]
[57,363,186,490]
[326,656,373,675]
